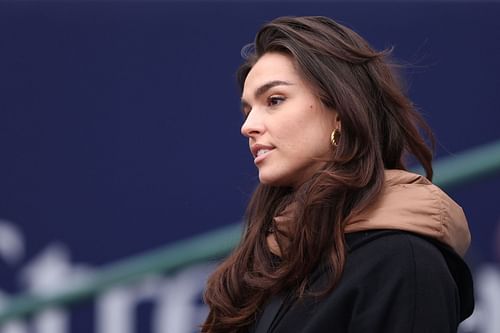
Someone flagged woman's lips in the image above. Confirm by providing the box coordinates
[251,143,274,157]
[254,148,274,164]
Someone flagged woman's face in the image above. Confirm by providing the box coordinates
[241,52,339,188]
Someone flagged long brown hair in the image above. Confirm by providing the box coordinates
[202,16,434,332]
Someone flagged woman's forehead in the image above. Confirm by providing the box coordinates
[242,53,302,98]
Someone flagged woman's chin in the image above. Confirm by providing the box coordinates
[258,173,292,187]
[258,173,278,186]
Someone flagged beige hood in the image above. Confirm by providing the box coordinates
[345,169,471,257]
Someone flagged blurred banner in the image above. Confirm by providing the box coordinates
[0,1,499,332]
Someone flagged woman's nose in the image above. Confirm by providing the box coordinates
[241,110,264,138]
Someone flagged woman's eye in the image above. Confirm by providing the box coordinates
[267,96,285,106]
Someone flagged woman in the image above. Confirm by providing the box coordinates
[202,16,474,332]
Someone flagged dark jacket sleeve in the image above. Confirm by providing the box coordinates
[345,232,461,333]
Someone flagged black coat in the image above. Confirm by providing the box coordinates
[250,230,474,333]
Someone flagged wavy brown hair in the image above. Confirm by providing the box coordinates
[202,16,434,332]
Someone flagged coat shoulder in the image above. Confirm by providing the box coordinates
[270,230,473,333]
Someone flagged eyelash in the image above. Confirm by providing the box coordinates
[267,95,286,107]
[242,95,286,120]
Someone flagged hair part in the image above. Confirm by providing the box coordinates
[202,16,434,332]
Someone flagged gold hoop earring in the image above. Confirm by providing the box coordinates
[330,128,340,147]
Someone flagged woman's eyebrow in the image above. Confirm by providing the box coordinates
[241,80,294,106]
